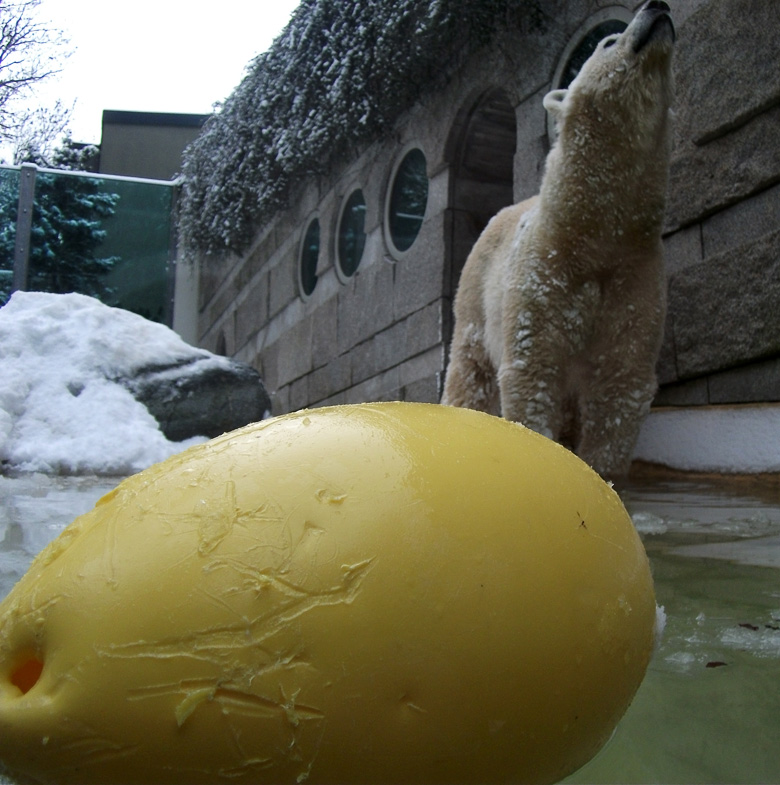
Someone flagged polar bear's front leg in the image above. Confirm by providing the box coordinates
[441,322,500,415]
[576,370,657,478]
[498,358,565,441]
[497,311,567,441]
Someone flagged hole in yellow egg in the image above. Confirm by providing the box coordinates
[10,656,44,694]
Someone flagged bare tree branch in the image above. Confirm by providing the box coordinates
[0,0,72,141]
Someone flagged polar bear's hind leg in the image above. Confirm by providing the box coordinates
[441,324,500,415]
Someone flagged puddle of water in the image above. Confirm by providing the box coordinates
[0,473,779,783]
[565,478,780,784]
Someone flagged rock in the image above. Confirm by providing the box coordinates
[120,356,272,442]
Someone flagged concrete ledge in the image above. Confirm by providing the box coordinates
[632,404,780,474]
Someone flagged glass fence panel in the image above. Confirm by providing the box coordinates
[93,178,174,324]
[0,167,175,325]
[0,168,21,305]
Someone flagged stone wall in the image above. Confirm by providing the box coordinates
[657,0,780,405]
[194,0,780,417]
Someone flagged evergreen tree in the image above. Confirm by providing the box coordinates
[0,137,120,306]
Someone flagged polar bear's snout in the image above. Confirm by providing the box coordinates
[632,1,676,53]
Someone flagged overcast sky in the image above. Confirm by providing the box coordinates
[37,1,301,145]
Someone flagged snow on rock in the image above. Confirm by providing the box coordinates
[0,292,238,475]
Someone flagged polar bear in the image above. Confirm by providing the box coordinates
[441,0,675,478]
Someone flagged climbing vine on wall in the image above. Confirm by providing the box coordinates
[179,0,545,261]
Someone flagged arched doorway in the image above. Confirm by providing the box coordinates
[444,88,517,352]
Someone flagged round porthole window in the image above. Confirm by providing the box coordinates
[299,218,319,299]
[386,147,428,256]
[337,189,366,281]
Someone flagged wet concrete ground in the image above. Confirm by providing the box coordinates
[1,472,779,783]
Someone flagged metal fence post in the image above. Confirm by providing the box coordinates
[11,162,38,294]
[165,179,181,328]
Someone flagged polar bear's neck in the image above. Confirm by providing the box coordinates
[538,105,671,260]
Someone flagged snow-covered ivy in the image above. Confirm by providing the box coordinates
[179,0,545,261]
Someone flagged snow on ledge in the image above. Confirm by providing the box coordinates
[632,404,780,474]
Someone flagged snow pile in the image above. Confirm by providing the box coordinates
[0,291,219,475]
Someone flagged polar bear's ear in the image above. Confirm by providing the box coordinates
[543,89,568,138]
[543,89,568,119]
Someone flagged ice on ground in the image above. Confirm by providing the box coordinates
[0,473,117,598]
[0,291,215,475]
[671,535,780,569]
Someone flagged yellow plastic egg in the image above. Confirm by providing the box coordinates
[0,403,656,785]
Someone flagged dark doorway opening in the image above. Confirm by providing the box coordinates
[443,89,517,362]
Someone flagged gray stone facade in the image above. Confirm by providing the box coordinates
[193,0,780,418]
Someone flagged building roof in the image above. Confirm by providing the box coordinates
[179,0,544,259]
[102,110,210,130]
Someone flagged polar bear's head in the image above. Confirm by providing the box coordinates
[544,1,675,148]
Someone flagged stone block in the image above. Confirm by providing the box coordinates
[233,343,254,367]
[398,346,445,392]
[668,228,780,378]
[288,374,310,414]
[238,237,269,293]
[311,294,339,369]
[349,301,444,387]
[425,167,450,218]
[235,274,269,352]
[198,321,222,357]
[673,0,780,146]
[345,366,401,405]
[403,375,440,404]
[269,384,288,417]
[203,275,240,337]
[257,340,281,393]
[655,304,678,387]
[336,259,395,354]
[709,358,780,404]
[316,390,348,409]
[378,302,444,373]
[197,260,219,311]
[271,387,292,417]
[268,252,297,318]
[654,377,709,407]
[393,214,447,321]
[276,316,314,388]
[197,252,239,313]
[350,339,377,386]
[308,353,351,405]
[663,224,702,276]
[377,386,404,404]
[702,182,780,258]
[666,105,780,233]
